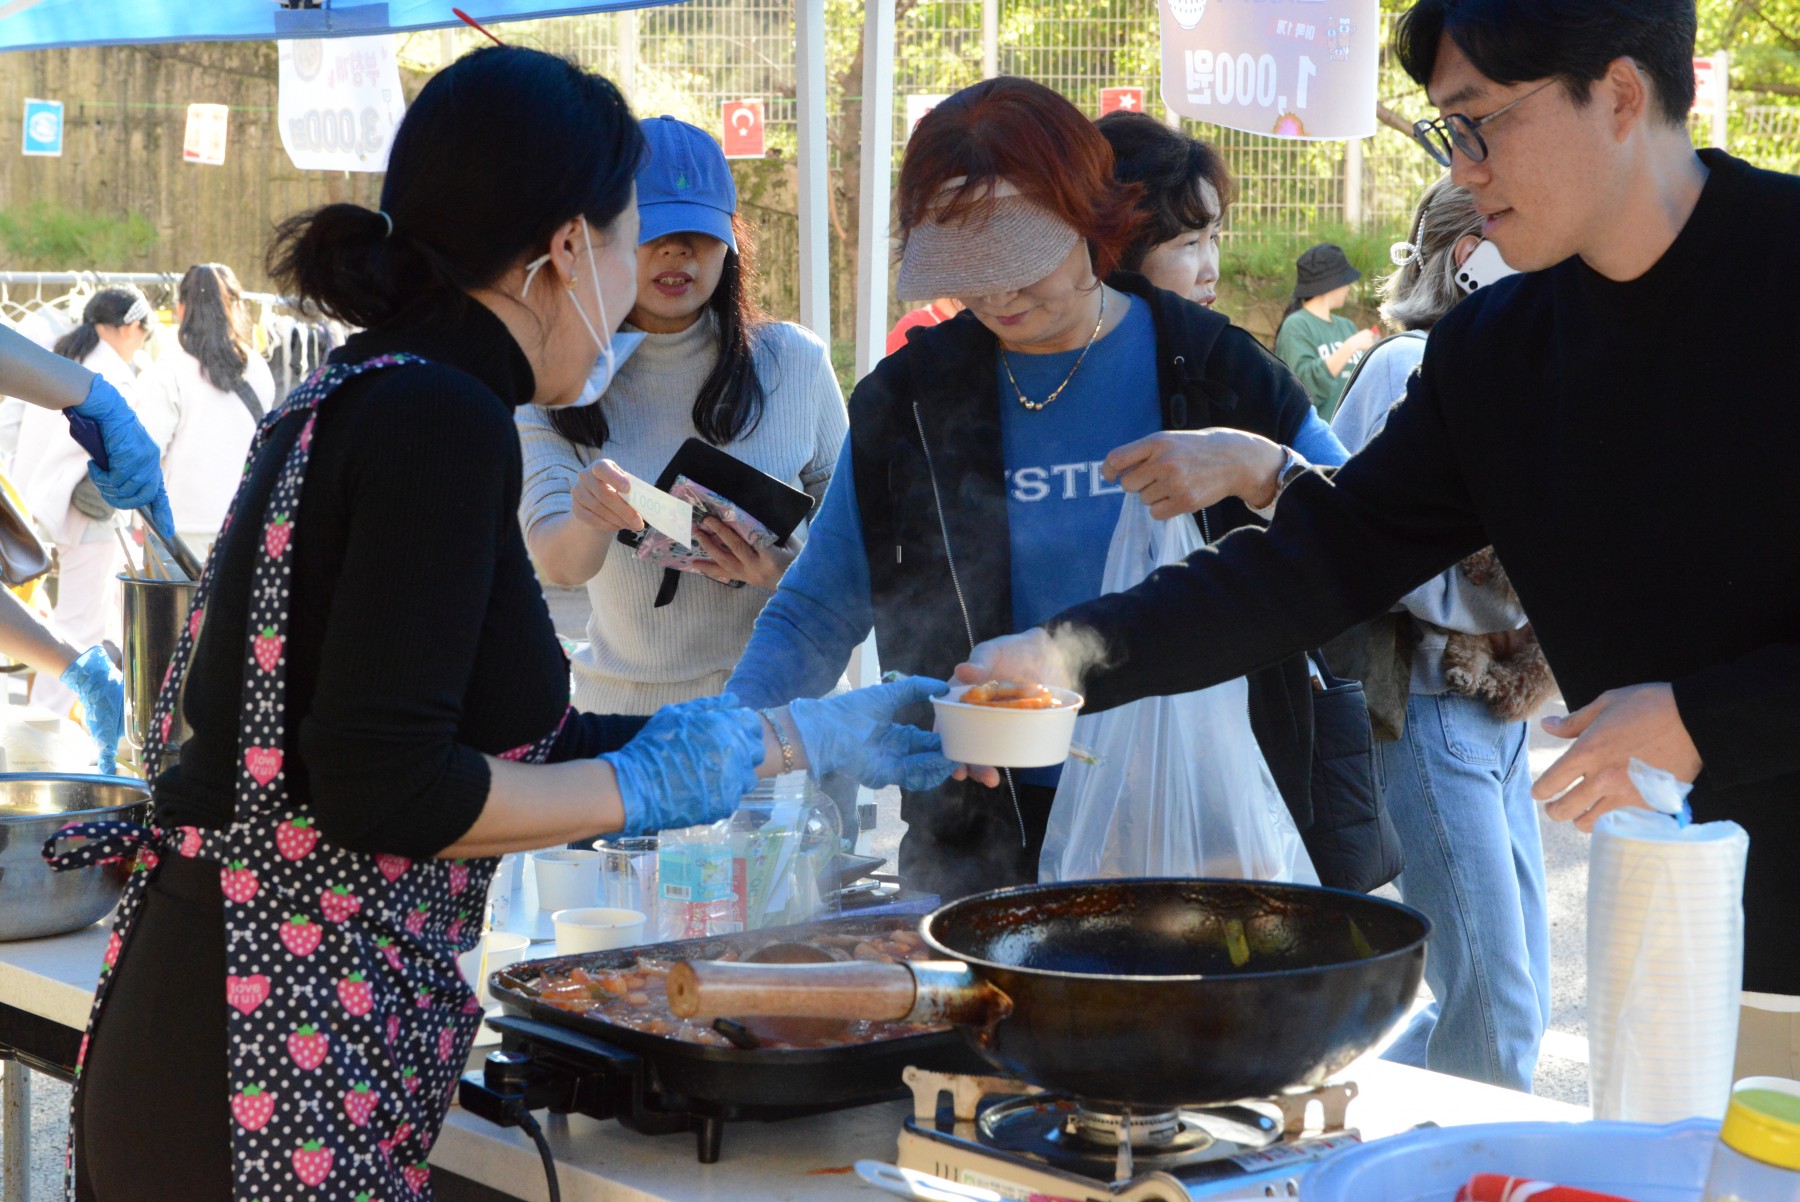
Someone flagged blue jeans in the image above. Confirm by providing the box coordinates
[1378,692,1551,1091]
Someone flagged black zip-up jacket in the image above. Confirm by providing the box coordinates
[850,272,1320,867]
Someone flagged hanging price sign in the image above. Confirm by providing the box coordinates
[278,34,406,172]
[1159,0,1377,140]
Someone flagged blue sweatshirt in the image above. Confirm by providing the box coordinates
[727,303,1348,712]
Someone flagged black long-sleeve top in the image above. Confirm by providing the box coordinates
[1055,150,1800,994]
[153,297,645,857]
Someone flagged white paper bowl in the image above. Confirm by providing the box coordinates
[552,907,648,956]
[931,684,1084,768]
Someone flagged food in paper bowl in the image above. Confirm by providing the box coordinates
[932,682,1084,768]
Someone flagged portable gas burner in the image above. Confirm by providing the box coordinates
[894,1068,1363,1201]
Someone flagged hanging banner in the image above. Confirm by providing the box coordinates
[905,93,949,140]
[277,34,406,172]
[21,97,62,156]
[1160,0,1378,140]
[721,99,765,159]
[1100,87,1145,116]
[183,102,229,165]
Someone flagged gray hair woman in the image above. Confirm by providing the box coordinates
[1326,176,1559,1092]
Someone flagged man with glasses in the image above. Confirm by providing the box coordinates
[961,0,1800,1090]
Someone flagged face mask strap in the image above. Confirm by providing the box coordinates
[520,252,553,299]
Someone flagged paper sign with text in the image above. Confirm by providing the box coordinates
[621,471,695,548]
[22,98,62,157]
[721,99,766,159]
[183,103,229,165]
[1100,87,1145,115]
[1160,0,1377,140]
[905,93,949,139]
[278,35,406,172]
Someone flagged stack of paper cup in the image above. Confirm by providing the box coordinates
[1588,806,1749,1123]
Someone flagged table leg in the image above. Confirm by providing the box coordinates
[2,1057,29,1202]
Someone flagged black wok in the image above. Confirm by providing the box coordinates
[670,878,1429,1108]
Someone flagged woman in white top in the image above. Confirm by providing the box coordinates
[14,286,151,716]
[135,264,275,560]
[518,116,846,715]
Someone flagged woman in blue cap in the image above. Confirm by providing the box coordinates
[519,114,847,718]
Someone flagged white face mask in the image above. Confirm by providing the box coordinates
[521,221,643,408]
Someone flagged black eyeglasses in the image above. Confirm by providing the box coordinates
[1411,80,1558,166]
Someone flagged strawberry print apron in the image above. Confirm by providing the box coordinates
[45,354,570,1200]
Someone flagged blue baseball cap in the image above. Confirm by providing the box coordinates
[636,115,738,252]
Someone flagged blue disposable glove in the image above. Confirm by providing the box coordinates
[602,695,766,835]
[65,375,172,526]
[60,646,124,775]
[788,676,957,792]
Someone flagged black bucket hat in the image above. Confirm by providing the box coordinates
[1293,243,1362,301]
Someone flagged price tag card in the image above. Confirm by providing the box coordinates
[620,471,694,548]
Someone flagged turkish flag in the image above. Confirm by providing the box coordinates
[721,99,766,159]
[1100,87,1146,116]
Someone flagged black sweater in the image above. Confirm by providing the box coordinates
[154,299,644,857]
[1057,150,1800,993]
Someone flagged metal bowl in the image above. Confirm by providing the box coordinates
[0,773,151,941]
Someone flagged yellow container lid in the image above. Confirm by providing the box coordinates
[1721,1077,1800,1171]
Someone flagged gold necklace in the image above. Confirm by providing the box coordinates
[1000,287,1107,412]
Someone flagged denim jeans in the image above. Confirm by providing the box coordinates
[1378,692,1552,1091]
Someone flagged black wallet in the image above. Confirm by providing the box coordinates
[616,438,817,606]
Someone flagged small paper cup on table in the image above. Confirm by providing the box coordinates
[931,685,1084,769]
[553,907,648,956]
[531,849,600,912]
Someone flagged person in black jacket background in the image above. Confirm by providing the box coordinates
[728,77,1349,899]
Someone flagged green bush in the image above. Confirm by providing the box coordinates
[1217,218,1411,347]
[0,202,159,269]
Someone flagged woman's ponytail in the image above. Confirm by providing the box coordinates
[267,204,406,330]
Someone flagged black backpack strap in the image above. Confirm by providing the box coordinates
[230,377,265,423]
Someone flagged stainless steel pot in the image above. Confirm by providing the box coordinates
[120,575,195,758]
[0,773,151,941]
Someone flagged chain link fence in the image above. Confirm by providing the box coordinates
[471,4,1800,333]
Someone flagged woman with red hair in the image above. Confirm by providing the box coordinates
[728,78,1340,897]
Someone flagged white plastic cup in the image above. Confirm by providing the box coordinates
[553,907,648,956]
[456,931,532,1007]
[531,849,600,912]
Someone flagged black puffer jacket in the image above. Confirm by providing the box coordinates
[851,272,1319,891]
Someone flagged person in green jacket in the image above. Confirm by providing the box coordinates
[1275,243,1378,420]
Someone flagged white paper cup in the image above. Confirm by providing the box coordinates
[931,684,1084,769]
[553,907,648,956]
[456,931,532,1007]
[532,849,600,912]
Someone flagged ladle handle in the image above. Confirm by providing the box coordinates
[667,959,1009,1026]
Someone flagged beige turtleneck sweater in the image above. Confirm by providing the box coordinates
[516,314,846,715]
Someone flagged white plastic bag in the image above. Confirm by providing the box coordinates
[1040,495,1318,885]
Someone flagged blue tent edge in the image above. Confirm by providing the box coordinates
[0,0,691,54]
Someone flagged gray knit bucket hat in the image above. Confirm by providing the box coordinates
[896,177,1081,301]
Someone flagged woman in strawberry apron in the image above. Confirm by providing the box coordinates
[45,48,965,1202]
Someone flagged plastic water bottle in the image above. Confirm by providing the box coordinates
[1703,1076,1800,1201]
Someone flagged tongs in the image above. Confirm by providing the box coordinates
[141,515,202,581]
[64,407,202,581]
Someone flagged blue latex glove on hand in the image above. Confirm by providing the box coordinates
[603,695,766,836]
[68,375,173,527]
[788,676,957,792]
[60,646,124,775]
